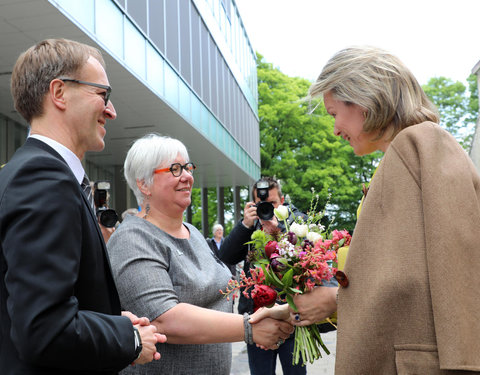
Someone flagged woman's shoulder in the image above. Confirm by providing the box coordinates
[394,122,451,143]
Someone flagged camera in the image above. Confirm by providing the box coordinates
[93,181,118,228]
[254,180,275,220]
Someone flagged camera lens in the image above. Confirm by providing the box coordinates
[97,208,118,228]
[256,201,274,220]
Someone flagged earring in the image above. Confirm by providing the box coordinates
[143,196,151,219]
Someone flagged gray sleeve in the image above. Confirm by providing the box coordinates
[107,222,178,321]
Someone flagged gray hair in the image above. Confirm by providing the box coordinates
[124,133,189,205]
[212,223,223,234]
[309,46,439,140]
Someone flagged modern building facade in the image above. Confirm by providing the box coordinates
[0,0,260,234]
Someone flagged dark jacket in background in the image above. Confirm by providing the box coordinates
[207,237,237,275]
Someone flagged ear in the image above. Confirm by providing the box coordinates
[49,79,67,110]
[136,179,151,196]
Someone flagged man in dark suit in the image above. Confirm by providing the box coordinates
[0,39,166,374]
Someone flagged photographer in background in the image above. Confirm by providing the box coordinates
[219,177,308,375]
[93,180,119,243]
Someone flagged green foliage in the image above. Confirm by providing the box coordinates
[256,53,380,232]
[422,75,477,149]
[189,187,236,236]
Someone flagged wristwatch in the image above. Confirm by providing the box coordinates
[133,326,143,360]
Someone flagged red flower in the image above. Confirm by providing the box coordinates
[251,284,277,311]
[264,241,279,259]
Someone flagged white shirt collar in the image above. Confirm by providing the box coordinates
[29,134,85,184]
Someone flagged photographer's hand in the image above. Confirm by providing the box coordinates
[259,215,279,235]
[242,201,258,228]
[99,221,115,244]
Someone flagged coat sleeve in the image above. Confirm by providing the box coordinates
[219,220,254,265]
[392,123,480,371]
[0,155,135,372]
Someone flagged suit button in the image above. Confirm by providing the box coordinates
[335,270,349,287]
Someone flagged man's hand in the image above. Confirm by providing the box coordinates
[122,311,150,326]
[242,201,258,228]
[133,324,167,365]
[259,216,279,235]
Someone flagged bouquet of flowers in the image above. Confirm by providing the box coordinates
[221,194,351,365]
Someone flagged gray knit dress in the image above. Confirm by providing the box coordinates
[107,215,233,374]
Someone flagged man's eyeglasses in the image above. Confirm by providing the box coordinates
[154,162,196,177]
[59,78,112,106]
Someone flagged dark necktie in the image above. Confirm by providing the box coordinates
[81,174,94,211]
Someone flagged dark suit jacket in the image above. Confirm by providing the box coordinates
[0,138,135,374]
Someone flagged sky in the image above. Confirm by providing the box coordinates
[235,0,480,86]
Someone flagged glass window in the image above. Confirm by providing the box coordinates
[179,0,191,84]
[200,21,211,107]
[148,0,165,54]
[56,0,95,33]
[178,79,191,120]
[164,64,178,108]
[126,0,147,34]
[95,0,124,59]
[146,43,164,96]
[191,7,202,97]
[165,0,179,70]
[124,19,146,79]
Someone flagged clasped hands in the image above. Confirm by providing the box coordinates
[122,311,167,365]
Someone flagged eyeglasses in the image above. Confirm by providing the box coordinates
[154,162,196,177]
[59,78,112,106]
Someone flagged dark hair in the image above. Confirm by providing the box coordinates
[251,177,282,201]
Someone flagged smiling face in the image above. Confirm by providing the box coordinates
[323,91,388,155]
[150,154,194,215]
[66,56,116,158]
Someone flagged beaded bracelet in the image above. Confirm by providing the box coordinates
[243,313,254,345]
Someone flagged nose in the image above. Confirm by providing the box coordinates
[333,122,341,136]
[104,100,117,120]
[180,168,194,182]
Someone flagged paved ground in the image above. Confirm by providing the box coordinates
[230,330,337,375]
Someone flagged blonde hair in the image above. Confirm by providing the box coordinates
[11,38,104,123]
[309,46,439,140]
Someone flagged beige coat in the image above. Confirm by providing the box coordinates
[336,122,480,374]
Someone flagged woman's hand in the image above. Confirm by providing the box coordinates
[250,316,293,350]
[249,304,290,323]
[289,287,338,326]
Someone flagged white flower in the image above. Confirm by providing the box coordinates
[274,205,289,221]
[291,222,308,238]
[306,231,322,244]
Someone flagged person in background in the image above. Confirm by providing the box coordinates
[219,177,310,375]
[122,208,139,221]
[207,223,236,276]
[0,38,165,374]
[107,134,293,375]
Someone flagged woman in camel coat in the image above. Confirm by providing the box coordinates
[256,46,480,374]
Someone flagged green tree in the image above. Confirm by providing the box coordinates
[257,53,380,232]
[422,75,478,149]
